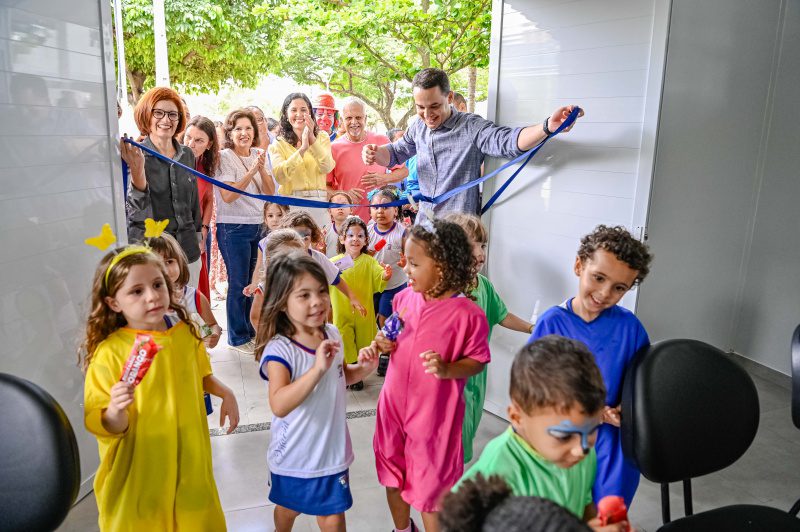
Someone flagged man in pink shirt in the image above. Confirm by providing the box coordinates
[328,97,408,221]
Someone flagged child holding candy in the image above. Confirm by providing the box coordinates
[368,187,408,328]
[443,213,533,463]
[457,336,629,531]
[330,216,391,389]
[529,225,652,507]
[373,218,490,532]
[254,253,378,531]
[81,243,237,531]
[323,191,354,257]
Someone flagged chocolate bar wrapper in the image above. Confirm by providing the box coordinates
[120,334,161,387]
[380,312,405,341]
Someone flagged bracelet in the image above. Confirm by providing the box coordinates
[542,117,553,136]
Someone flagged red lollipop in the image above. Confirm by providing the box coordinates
[597,496,629,530]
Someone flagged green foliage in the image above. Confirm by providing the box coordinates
[118,0,282,102]
[255,0,492,128]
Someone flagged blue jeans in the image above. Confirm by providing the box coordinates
[216,223,260,346]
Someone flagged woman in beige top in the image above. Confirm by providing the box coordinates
[269,93,335,230]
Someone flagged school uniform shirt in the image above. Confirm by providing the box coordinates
[323,222,341,258]
[329,253,387,363]
[462,274,509,462]
[529,299,650,507]
[83,323,224,531]
[309,248,341,286]
[458,427,596,518]
[367,221,407,290]
[258,325,353,478]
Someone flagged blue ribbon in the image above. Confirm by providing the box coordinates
[119,107,580,212]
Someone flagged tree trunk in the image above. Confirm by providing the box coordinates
[397,107,415,130]
[126,68,145,105]
[468,66,477,113]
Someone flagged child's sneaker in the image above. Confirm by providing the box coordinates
[348,380,364,391]
[377,354,390,377]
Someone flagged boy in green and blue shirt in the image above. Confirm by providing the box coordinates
[457,336,629,531]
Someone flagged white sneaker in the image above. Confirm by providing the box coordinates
[230,340,255,354]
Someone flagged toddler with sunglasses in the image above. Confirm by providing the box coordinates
[457,336,629,531]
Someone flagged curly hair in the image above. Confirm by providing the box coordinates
[577,225,652,284]
[79,247,198,372]
[279,210,324,249]
[440,474,591,532]
[408,219,477,299]
[278,93,318,147]
[223,108,260,150]
[336,215,369,255]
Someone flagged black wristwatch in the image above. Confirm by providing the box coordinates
[542,117,553,136]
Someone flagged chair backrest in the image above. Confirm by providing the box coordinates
[0,373,80,532]
[791,324,800,429]
[621,339,759,483]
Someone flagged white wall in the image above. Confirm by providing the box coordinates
[637,0,799,374]
[482,0,669,417]
[0,0,124,496]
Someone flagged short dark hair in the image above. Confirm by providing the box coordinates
[223,108,260,150]
[440,474,591,532]
[453,92,467,108]
[577,225,653,284]
[412,68,450,94]
[386,128,403,141]
[510,336,606,415]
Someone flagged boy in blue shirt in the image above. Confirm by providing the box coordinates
[529,225,653,507]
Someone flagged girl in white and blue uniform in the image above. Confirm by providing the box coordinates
[255,252,378,530]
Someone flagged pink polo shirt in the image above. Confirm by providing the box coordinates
[328,131,394,222]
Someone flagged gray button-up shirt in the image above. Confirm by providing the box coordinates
[126,137,201,262]
[387,107,524,215]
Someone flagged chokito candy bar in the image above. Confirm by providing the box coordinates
[120,334,161,387]
[374,239,387,251]
[380,311,405,341]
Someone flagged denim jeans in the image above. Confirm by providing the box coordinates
[216,223,260,346]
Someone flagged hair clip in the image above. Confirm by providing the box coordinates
[85,223,117,251]
[144,218,169,238]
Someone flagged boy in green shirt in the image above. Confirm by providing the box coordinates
[457,336,629,531]
[443,213,533,463]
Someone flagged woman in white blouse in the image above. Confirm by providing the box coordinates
[214,108,275,353]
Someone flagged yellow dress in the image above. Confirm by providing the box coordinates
[330,253,387,363]
[84,322,226,531]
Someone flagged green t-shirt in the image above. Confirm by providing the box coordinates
[458,427,596,517]
[472,273,508,340]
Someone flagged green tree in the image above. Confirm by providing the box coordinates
[117,0,281,104]
[259,0,492,129]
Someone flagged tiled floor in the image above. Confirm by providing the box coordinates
[59,303,800,531]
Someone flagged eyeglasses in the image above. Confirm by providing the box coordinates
[152,109,181,122]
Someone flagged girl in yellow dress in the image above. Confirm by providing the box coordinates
[330,216,391,388]
[80,245,238,531]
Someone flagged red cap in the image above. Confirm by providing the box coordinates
[312,92,337,111]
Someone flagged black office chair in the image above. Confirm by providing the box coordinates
[0,373,80,531]
[790,324,800,516]
[621,339,800,531]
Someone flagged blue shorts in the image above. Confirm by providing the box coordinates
[374,283,407,318]
[269,470,353,516]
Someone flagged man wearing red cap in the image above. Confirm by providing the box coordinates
[327,97,408,221]
[312,92,340,141]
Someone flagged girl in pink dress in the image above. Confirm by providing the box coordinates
[373,219,490,532]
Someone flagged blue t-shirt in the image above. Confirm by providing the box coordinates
[402,156,419,194]
[528,299,649,506]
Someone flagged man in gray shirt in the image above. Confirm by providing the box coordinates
[362,68,582,216]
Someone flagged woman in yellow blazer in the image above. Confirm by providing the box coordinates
[269,93,335,230]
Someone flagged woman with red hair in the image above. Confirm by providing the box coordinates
[120,87,204,286]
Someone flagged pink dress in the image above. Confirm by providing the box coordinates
[373,288,490,512]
